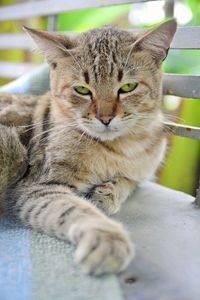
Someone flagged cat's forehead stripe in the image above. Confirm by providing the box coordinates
[118,69,123,82]
[87,38,120,82]
[83,71,90,84]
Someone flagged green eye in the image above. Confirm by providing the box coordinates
[119,82,138,94]
[74,86,91,96]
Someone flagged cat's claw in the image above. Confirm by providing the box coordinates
[71,221,134,275]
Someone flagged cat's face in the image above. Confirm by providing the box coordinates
[25,20,176,141]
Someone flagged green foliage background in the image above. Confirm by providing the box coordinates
[0,0,199,195]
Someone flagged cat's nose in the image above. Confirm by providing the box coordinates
[97,114,114,126]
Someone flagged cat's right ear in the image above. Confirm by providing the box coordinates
[23,26,79,64]
[129,19,177,62]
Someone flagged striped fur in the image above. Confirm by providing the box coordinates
[0,20,176,275]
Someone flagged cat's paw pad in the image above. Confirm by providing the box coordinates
[72,222,134,275]
[91,181,119,215]
[95,181,115,195]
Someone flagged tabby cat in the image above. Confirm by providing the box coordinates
[0,19,177,275]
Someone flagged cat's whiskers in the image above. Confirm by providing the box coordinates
[17,119,56,134]
[55,120,98,147]
[18,120,50,129]
[31,120,75,142]
[77,129,87,144]
[124,42,137,69]
[162,123,176,134]
[44,126,92,150]
[56,43,84,73]
[124,65,152,76]
[123,119,153,133]
[163,113,185,123]
[23,122,54,133]
[30,124,71,149]
[45,121,79,139]
[17,122,41,128]
[30,127,56,143]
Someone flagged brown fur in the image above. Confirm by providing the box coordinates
[0,20,176,275]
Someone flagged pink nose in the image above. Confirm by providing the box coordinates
[97,114,114,125]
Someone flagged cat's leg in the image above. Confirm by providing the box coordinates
[11,183,134,275]
[0,125,27,211]
[90,177,137,215]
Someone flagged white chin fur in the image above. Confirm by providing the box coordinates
[81,126,123,141]
[78,121,125,141]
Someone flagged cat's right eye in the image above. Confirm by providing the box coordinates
[74,86,92,96]
[118,82,138,94]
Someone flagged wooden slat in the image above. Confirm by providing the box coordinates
[171,27,200,49]
[1,27,200,50]
[0,34,34,50]
[164,122,200,140]
[0,0,159,22]
[0,62,36,78]
[163,74,200,99]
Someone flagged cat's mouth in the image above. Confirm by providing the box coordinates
[78,120,126,141]
[88,128,122,141]
[97,126,119,137]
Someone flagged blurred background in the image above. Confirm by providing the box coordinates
[0,0,199,196]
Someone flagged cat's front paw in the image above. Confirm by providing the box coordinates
[90,181,119,215]
[70,220,134,276]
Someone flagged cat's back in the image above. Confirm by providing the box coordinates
[0,92,39,128]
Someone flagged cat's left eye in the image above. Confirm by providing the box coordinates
[118,82,138,94]
[74,86,92,96]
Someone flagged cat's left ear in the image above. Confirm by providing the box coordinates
[23,26,79,64]
[133,19,177,62]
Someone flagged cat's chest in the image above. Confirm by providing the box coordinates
[76,135,166,182]
[91,143,135,175]
[48,133,166,191]
[88,137,166,182]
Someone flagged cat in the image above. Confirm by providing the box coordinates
[0,19,177,275]
[0,93,37,212]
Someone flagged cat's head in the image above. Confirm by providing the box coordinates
[24,20,176,141]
